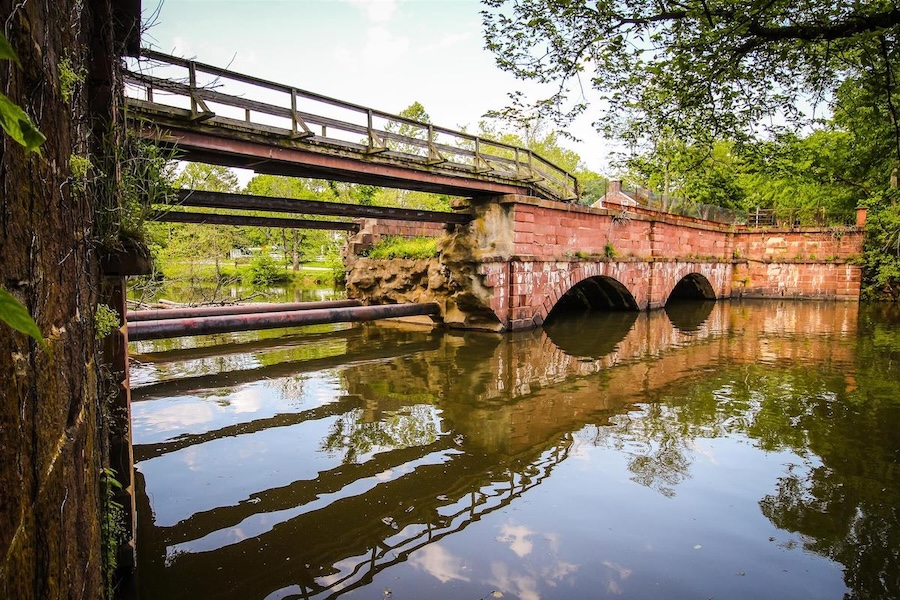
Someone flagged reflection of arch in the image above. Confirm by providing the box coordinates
[546,276,639,324]
[665,301,716,333]
[544,311,639,358]
[666,273,716,304]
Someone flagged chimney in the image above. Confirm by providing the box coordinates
[609,180,622,196]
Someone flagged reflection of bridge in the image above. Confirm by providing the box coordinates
[132,302,861,599]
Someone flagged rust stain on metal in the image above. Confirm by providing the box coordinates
[128,302,441,341]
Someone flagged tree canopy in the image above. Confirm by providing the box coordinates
[481,0,900,153]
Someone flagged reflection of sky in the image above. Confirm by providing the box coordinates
[130,353,263,386]
[131,370,342,444]
[409,544,471,583]
[166,450,459,556]
[385,430,844,600]
[139,416,344,526]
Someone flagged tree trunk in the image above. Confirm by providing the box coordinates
[0,0,134,597]
[292,230,300,271]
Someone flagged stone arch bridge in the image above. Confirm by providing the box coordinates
[346,194,864,331]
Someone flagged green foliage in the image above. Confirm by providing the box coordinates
[175,162,240,192]
[58,56,86,104]
[365,236,439,260]
[246,254,289,286]
[100,467,126,598]
[0,32,44,153]
[329,255,347,286]
[0,32,21,66]
[0,92,46,153]
[94,133,177,251]
[69,153,92,193]
[862,194,900,300]
[620,131,865,222]
[482,0,900,146]
[94,304,120,340]
[0,287,45,348]
[604,243,617,259]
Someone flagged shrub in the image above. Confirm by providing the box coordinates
[365,236,439,259]
[246,254,288,286]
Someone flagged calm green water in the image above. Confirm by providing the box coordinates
[128,278,342,307]
[129,300,900,599]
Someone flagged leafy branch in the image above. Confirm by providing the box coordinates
[0,32,46,346]
[0,33,45,153]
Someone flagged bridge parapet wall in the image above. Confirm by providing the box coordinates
[731,228,864,300]
[734,228,862,262]
[500,195,736,262]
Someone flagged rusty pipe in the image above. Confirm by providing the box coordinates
[127,299,361,322]
[127,302,441,341]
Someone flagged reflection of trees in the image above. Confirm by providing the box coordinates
[584,337,900,600]
[320,405,441,464]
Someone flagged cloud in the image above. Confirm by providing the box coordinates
[132,400,214,435]
[422,32,473,54]
[363,26,410,65]
[410,544,470,583]
[347,0,398,23]
[488,562,541,600]
[496,523,535,558]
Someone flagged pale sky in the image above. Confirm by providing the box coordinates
[140,0,613,177]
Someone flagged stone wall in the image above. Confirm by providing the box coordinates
[347,218,447,255]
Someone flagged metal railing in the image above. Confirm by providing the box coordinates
[615,184,854,227]
[124,50,580,202]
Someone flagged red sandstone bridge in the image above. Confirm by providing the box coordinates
[123,51,865,334]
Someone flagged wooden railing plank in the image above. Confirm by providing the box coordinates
[125,51,580,202]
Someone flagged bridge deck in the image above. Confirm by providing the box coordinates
[125,51,579,202]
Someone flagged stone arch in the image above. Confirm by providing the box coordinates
[544,274,639,324]
[665,271,716,304]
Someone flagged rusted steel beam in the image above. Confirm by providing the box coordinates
[127,299,361,322]
[127,302,441,341]
[151,210,359,231]
[173,189,472,224]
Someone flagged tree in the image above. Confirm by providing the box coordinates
[479,118,608,204]
[244,174,347,267]
[481,0,900,156]
[152,163,242,281]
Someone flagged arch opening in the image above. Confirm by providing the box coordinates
[666,273,716,304]
[545,276,639,325]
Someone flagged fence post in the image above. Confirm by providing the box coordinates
[366,109,386,153]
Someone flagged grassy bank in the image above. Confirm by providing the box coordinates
[160,259,338,287]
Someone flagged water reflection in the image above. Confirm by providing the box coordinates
[543,310,637,358]
[132,301,900,600]
[664,299,716,332]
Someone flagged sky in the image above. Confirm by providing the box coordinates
[140,0,613,179]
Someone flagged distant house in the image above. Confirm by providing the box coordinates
[590,180,639,210]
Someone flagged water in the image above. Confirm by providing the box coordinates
[129,300,900,599]
[128,278,342,307]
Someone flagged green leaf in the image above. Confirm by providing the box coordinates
[0,92,45,153]
[0,32,22,67]
[0,288,46,348]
